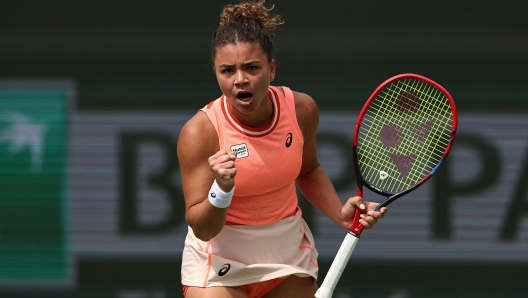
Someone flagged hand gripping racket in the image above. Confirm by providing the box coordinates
[315,73,458,298]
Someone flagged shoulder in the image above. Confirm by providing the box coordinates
[292,91,319,138]
[177,111,219,161]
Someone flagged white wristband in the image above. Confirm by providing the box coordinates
[208,180,234,208]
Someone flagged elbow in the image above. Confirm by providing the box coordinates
[186,215,222,242]
[185,202,227,241]
[192,228,220,242]
[195,233,214,242]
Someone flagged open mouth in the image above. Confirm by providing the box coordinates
[236,91,253,101]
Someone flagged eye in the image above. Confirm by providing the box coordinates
[220,68,234,74]
[247,65,258,71]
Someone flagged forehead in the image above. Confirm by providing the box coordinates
[214,42,267,65]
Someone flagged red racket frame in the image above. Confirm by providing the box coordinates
[349,73,458,237]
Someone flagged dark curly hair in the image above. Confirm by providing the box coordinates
[212,0,284,63]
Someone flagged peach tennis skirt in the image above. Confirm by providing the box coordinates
[181,209,319,288]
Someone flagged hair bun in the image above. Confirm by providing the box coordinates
[219,0,284,33]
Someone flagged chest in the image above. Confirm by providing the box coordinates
[226,121,303,196]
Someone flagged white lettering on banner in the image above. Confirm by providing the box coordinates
[68,111,528,262]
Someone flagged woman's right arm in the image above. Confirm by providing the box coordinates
[177,111,236,241]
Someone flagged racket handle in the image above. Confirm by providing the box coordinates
[315,232,359,298]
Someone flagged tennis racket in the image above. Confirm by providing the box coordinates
[315,73,458,298]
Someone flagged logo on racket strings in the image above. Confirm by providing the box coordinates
[380,171,388,180]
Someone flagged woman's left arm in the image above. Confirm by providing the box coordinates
[293,91,386,230]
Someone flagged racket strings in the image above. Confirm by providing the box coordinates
[360,87,451,189]
[360,106,446,187]
[384,79,453,159]
[357,78,454,194]
[359,80,452,191]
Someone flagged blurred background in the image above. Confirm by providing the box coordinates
[0,0,527,297]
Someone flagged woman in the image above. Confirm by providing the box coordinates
[177,1,387,297]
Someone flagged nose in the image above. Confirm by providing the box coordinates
[234,70,248,85]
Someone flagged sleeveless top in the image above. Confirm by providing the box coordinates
[200,86,304,226]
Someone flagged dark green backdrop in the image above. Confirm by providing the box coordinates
[1,0,526,111]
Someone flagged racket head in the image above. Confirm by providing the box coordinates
[353,73,457,202]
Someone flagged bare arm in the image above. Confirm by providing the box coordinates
[293,91,386,230]
[177,111,236,241]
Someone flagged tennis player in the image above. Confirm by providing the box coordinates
[178,1,387,297]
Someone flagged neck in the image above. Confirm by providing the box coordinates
[231,93,274,128]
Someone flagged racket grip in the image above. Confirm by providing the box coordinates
[315,232,359,298]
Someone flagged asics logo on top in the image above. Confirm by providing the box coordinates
[285,132,293,148]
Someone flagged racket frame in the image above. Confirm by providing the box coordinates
[353,73,457,213]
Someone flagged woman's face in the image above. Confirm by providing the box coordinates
[214,42,276,127]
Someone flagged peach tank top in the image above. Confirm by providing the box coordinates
[200,86,304,226]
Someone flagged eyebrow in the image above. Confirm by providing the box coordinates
[218,59,262,68]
